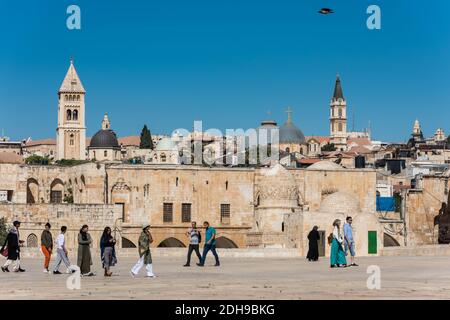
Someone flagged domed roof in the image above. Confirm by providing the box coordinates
[307,160,343,171]
[89,129,120,149]
[320,192,360,214]
[155,137,178,151]
[279,108,305,144]
[257,164,299,207]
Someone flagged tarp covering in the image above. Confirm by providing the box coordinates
[376,196,396,212]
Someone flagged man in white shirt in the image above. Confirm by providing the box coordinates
[53,226,73,274]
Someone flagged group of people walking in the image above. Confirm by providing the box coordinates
[306,216,358,268]
[1,220,221,278]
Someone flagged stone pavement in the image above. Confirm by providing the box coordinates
[0,255,449,300]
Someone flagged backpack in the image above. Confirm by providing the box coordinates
[327,233,333,246]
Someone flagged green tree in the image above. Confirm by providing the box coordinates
[140,125,154,149]
[25,155,50,165]
[321,143,337,152]
[0,217,8,246]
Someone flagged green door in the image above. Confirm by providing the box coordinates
[368,231,377,254]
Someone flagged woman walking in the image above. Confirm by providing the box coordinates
[306,226,320,262]
[330,219,347,268]
[1,221,25,273]
[100,227,117,277]
[130,224,155,278]
[77,225,94,276]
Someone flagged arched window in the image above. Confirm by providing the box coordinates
[27,234,38,248]
[161,153,167,162]
[72,109,78,121]
[225,181,228,190]
[338,123,343,132]
[65,95,68,101]
[338,108,342,117]
[70,134,74,146]
[104,150,108,157]
[66,109,72,120]
[77,95,80,101]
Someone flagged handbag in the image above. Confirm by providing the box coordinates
[1,247,8,258]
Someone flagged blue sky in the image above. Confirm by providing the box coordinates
[0,0,449,142]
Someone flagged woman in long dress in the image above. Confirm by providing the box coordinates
[100,227,117,277]
[330,219,347,268]
[77,224,94,276]
[306,226,320,261]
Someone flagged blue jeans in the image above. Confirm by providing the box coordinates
[200,244,220,265]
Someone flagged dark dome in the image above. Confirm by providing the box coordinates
[89,129,120,149]
[280,122,305,144]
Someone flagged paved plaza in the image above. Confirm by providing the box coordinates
[1,255,450,300]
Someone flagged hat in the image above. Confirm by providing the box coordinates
[142,224,150,230]
[13,220,21,226]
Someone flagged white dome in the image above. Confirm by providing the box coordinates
[155,137,178,151]
[307,160,343,171]
[320,191,360,214]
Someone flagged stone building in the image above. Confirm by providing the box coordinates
[329,76,347,151]
[56,59,87,160]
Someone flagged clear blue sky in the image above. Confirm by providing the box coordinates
[1,0,449,142]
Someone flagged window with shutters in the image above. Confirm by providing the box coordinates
[181,203,191,223]
[163,203,173,223]
[220,204,230,224]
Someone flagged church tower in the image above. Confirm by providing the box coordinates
[329,75,347,151]
[56,59,86,160]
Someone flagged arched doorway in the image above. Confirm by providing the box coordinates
[26,178,39,204]
[157,237,186,248]
[27,234,38,248]
[121,237,136,248]
[383,233,400,247]
[50,178,64,203]
[215,236,238,248]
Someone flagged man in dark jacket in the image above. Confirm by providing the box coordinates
[1,221,25,272]
[41,223,53,273]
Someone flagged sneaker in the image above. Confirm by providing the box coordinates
[130,271,137,278]
[17,268,25,272]
[351,263,359,267]
[214,263,220,267]
[183,264,190,267]
[43,269,49,273]
[53,270,62,275]
[146,274,156,278]
[196,263,204,267]
[1,266,9,272]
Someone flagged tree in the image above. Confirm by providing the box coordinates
[321,143,337,152]
[0,217,8,246]
[140,125,154,149]
[25,155,50,165]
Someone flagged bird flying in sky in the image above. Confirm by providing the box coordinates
[318,8,334,15]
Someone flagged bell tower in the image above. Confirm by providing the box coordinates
[56,58,86,160]
[329,75,347,151]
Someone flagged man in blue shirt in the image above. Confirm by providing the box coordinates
[197,221,220,267]
[344,216,358,266]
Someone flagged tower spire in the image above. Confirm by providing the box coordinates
[333,75,344,100]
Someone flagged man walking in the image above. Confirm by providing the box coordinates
[130,224,156,278]
[41,223,53,273]
[344,216,358,267]
[53,226,74,274]
[197,221,220,267]
[1,221,25,273]
[183,221,202,267]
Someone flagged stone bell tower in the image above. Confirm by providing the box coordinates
[56,58,86,160]
[329,75,348,151]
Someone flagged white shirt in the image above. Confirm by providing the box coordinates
[56,233,65,250]
[333,226,343,243]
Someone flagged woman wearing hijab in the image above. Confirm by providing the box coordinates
[1,221,25,273]
[100,227,117,277]
[306,226,320,262]
[77,224,94,276]
[330,219,347,268]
